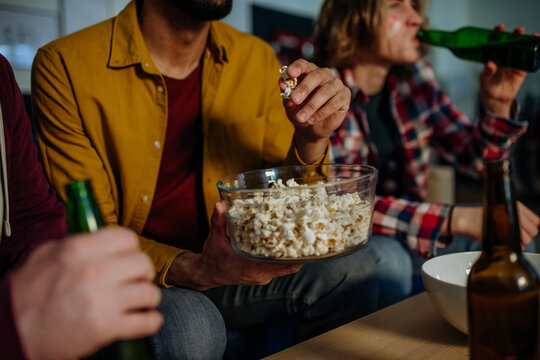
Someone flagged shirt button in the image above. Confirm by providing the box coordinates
[141,195,149,203]
[154,141,161,149]
[144,63,149,68]
[157,85,164,93]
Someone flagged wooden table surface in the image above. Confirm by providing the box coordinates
[264,292,469,360]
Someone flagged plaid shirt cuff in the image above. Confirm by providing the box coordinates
[372,196,453,258]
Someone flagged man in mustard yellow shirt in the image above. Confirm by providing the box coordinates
[32,0,379,358]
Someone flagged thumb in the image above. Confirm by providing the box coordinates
[210,202,227,234]
[481,61,497,80]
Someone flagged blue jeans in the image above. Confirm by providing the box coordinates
[204,247,380,358]
[150,287,227,360]
[363,235,413,309]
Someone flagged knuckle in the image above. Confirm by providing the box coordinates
[151,287,162,305]
[127,232,140,248]
[140,284,162,307]
[143,257,157,277]
[117,230,140,249]
[335,87,350,104]
[79,261,106,282]
[137,253,154,271]
[333,78,348,95]
[320,83,335,98]
[338,92,351,108]
[332,77,346,89]
[145,312,164,333]
[322,67,333,78]
[60,237,88,259]
[296,58,308,65]
[305,101,318,113]
[296,83,310,96]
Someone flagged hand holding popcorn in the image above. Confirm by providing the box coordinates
[165,202,303,291]
[278,59,351,163]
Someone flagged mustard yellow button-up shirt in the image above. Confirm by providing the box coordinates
[32,2,300,286]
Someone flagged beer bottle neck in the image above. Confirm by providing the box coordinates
[482,160,521,253]
[65,180,104,233]
[416,29,452,47]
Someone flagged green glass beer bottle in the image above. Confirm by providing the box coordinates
[467,160,539,359]
[417,26,540,72]
[65,180,156,360]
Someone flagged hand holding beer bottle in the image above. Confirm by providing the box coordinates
[418,24,540,118]
[66,180,160,360]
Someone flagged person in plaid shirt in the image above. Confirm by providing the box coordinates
[312,0,540,308]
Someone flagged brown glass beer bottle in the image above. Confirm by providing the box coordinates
[467,159,539,359]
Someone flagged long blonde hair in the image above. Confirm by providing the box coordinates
[312,0,425,69]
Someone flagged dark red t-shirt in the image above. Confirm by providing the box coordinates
[0,54,67,360]
[142,65,208,252]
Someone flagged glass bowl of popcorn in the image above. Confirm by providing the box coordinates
[217,164,377,263]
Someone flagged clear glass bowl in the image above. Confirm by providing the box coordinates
[217,164,378,263]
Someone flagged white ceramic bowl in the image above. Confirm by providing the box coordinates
[421,251,540,334]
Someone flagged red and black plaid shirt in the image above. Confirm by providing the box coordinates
[330,59,527,257]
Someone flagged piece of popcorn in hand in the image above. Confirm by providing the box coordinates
[279,65,297,100]
[281,86,292,99]
[279,65,289,79]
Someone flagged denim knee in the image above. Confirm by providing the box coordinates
[294,249,379,338]
[151,287,227,360]
[366,235,413,307]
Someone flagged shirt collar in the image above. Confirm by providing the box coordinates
[340,67,401,104]
[109,2,151,70]
[207,22,229,64]
[109,1,229,73]
[340,68,368,104]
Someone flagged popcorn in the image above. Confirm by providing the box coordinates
[279,66,297,100]
[227,179,372,259]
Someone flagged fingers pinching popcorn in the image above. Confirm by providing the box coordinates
[279,65,297,100]
[278,59,351,164]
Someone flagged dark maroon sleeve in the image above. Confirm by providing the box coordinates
[0,55,66,272]
[0,274,26,359]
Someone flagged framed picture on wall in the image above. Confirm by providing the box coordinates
[0,5,60,70]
